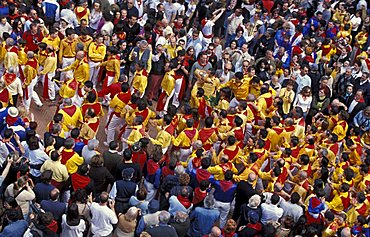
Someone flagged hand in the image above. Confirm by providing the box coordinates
[13,133,20,142]
[57,68,62,72]
[7,156,13,164]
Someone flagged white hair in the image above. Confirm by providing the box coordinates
[248,194,261,208]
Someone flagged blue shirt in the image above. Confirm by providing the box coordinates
[34,182,55,203]
[0,220,28,237]
[213,180,237,203]
[188,207,220,237]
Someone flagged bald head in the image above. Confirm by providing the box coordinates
[248,172,256,183]
[274,182,283,192]
[210,226,221,237]
[299,170,308,180]
[50,188,60,201]
[76,51,85,60]
[27,51,34,59]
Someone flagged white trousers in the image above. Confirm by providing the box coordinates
[173,79,183,107]
[106,114,124,144]
[24,77,42,110]
[214,200,231,228]
[89,61,101,87]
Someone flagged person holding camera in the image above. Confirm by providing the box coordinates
[90,192,118,237]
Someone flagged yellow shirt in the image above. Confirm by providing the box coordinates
[100,56,120,82]
[42,35,61,51]
[66,154,84,174]
[132,69,148,95]
[173,127,199,148]
[129,49,152,73]
[80,117,99,141]
[88,42,106,62]
[78,35,93,52]
[58,105,83,132]
[161,70,176,96]
[37,50,48,66]
[257,92,274,119]
[75,6,90,24]
[40,160,69,182]
[59,78,78,98]
[164,44,178,60]
[59,38,77,62]
[18,47,27,65]
[23,59,39,86]
[40,53,57,75]
[61,58,90,84]
[207,163,238,180]
[333,120,348,141]
[4,51,18,71]
[109,91,131,114]
[150,126,172,148]
[279,87,295,114]
[126,125,144,145]
[222,79,249,100]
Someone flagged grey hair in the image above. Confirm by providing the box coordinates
[174,211,188,223]
[88,139,99,150]
[248,194,261,208]
[27,51,34,58]
[174,165,185,176]
[125,207,140,221]
[6,38,14,46]
[158,211,171,224]
[204,195,215,209]
[320,148,328,157]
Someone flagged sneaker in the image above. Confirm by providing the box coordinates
[103,141,109,147]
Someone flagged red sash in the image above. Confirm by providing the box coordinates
[75,7,88,19]
[61,149,75,164]
[61,105,77,117]
[223,146,239,161]
[199,128,216,148]
[265,96,273,108]
[184,128,197,142]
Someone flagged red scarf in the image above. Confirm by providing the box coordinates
[71,173,91,191]
[3,73,16,86]
[147,159,159,176]
[177,195,192,209]
[6,115,17,126]
[219,180,234,192]
[197,59,208,68]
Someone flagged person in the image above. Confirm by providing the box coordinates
[39,45,57,101]
[61,202,86,237]
[114,206,140,237]
[23,51,43,110]
[87,34,106,86]
[260,193,284,225]
[88,155,114,195]
[90,192,118,236]
[188,195,220,237]
[40,188,66,225]
[103,141,123,175]
[146,211,178,237]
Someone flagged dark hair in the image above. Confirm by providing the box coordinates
[227,136,236,145]
[271,193,280,205]
[41,170,53,183]
[4,129,13,139]
[290,192,300,204]
[201,157,211,169]
[123,148,132,161]
[86,91,97,103]
[50,150,59,161]
[64,138,75,149]
[66,203,81,226]
[70,128,80,139]
[27,136,40,150]
[109,141,118,150]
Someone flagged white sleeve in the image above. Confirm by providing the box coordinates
[109,182,117,199]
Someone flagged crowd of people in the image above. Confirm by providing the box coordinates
[0,0,369,236]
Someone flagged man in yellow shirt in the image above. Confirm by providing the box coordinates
[59,28,77,81]
[146,114,173,154]
[99,46,120,88]
[257,84,274,120]
[39,46,57,101]
[58,98,83,137]
[88,34,106,86]
[332,110,349,142]
[132,61,148,98]
[222,72,249,108]
[128,40,152,83]
[58,51,89,84]
[105,83,131,146]
[23,51,43,110]
[42,28,61,52]
[173,118,199,162]
[77,28,93,53]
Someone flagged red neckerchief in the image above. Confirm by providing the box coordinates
[147,159,159,175]
[177,195,192,209]
[197,59,208,67]
[6,115,17,126]
[219,180,234,192]
[3,73,16,86]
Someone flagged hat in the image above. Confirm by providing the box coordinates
[248,210,260,224]
[310,63,318,70]
[308,197,325,214]
[122,168,134,180]
[256,20,263,26]
[148,199,159,213]
[156,36,166,47]
[8,107,18,117]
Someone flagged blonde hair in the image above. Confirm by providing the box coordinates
[249,194,261,207]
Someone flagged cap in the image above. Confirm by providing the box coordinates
[310,63,318,70]
[148,199,159,213]
[308,197,325,214]
[8,107,18,117]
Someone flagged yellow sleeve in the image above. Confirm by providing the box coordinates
[58,41,64,62]
[81,63,90,83]
[126,130,142,145]
[61,60,77,72]
[40,58,53,75]
[80,123,95,140]
[114,60,120,82]
[258,170,272,181]
[207,166,222,176]
[173,132,186,147]
[23,65,37,86]
[138,75,148,94]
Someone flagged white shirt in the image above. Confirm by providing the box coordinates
[6,77,23,97]
[280,200,304,222]
[294,94,312,113]
[260,203,284,225]
[350,15,362,31]
[0,22,12,39]
[61,214,86,237]
[101,22,114,36]
[90,202,118,236]
[60,9,77,27]
[348,100,359,113]
[296,74,311,93]
[227,14,244,35]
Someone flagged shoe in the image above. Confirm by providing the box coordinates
[36,104,43,108]
[103,141,109,147]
